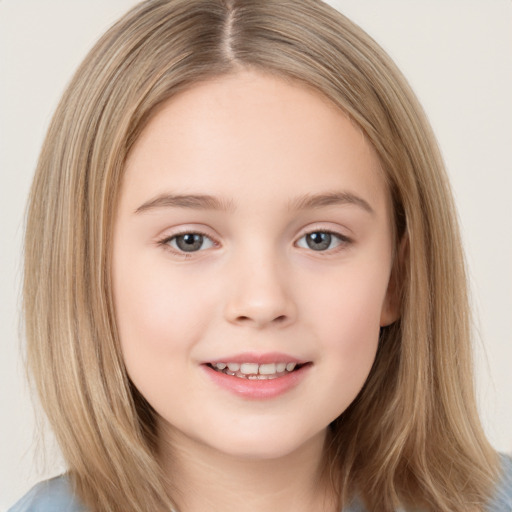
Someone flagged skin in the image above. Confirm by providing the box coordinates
[112,69,397,512]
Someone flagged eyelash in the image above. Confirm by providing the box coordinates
[158,229,217,259]
[296,229,352,255]
[157,228,352,258]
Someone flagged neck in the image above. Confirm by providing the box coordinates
[158,425,338,512]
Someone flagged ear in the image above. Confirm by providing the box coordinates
[380,233,408,327]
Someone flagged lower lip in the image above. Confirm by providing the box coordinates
[202,364,310,400]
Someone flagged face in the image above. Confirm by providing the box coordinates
[113,70,396,462]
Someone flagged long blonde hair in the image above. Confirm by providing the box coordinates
[24,0,499,510]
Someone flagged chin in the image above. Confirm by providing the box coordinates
[194,422,327,462]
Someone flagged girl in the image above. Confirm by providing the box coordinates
[8,0,512,511]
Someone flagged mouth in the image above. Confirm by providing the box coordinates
[201,353,312,399]
[206,361,308,380]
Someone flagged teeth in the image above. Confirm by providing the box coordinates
[240,363,259,375]
[259,363,276,375]
[210,361,301,378]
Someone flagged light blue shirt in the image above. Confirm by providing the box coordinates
[8,475,86,512]
[9,455,512,511]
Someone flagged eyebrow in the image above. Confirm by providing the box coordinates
[135,194,236,214]
[286,191,374,215]
[134,191,374,215]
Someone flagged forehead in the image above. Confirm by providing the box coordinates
[122,70,388,216]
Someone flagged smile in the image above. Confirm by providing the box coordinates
[202,355,311,399]
[208,362,301,380]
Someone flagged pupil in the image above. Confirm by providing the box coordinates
[177,234,203,252]
[307,232,331,251]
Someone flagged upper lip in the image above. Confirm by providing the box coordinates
[203,352,309,365]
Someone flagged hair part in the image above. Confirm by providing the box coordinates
[24,1,499,511]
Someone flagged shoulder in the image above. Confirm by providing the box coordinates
[488,453,512,511]
[8,475,88,512]
[7,456,511,512]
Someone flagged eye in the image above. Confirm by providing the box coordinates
[162,232,216,253]
[296,230,349,252]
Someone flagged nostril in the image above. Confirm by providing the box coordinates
[234,314,288,325]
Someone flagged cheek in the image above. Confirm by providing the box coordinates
[302,259,389,382]
[113,255,217,364]
[308,259,388,331]
[112,259,222,414]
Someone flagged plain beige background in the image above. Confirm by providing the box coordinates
[1,1,511,508]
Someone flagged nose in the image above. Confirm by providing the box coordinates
[223,251,297,329]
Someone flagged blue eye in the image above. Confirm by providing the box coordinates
[166,232,215,253]
[296,231,348,251]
